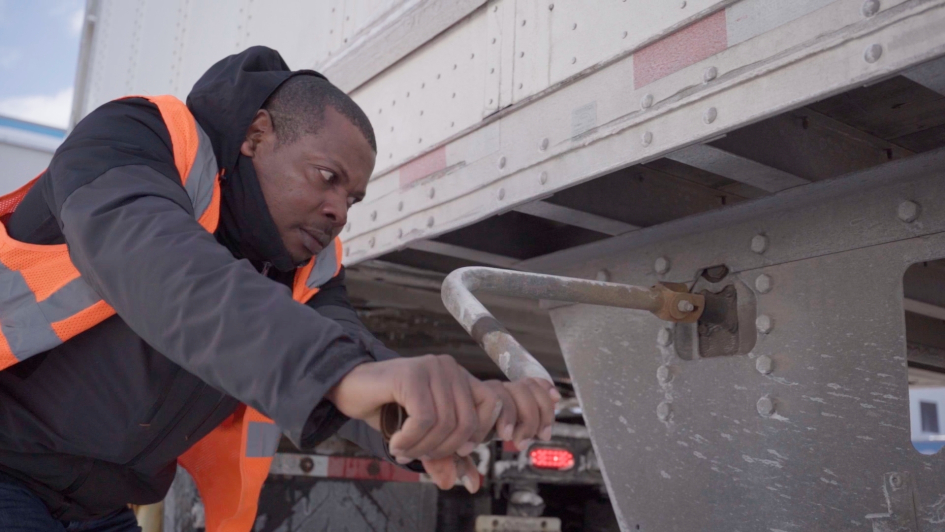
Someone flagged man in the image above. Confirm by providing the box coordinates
[0,47,557,531]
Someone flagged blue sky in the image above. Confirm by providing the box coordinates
[0,0,84,129]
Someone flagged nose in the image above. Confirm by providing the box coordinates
[321,192,348,229]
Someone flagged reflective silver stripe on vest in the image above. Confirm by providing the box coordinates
[245,421,281,458]
[0,261,62,359]
[0,116,220,362]
[185,123,218,219]
[306,240,340,290]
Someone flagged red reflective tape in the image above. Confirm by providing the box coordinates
[633,10,727,89]
[398,146,447,188]
[327,457,421,482]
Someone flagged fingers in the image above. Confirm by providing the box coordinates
[421,455,480,493]
[476,380,517,442]
[524,378,557,442]
[456,456,480,493]
[389,355,479,462]
[388,359,436,457]
[468,378,507,444]
[505,380,541,450]
[421,456,458,490]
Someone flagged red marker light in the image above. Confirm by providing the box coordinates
[529,447,575,471]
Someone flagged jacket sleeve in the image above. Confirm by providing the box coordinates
[50,104,372,448]
[304,275,423,471]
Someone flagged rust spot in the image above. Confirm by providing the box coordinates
[470,316,511,346]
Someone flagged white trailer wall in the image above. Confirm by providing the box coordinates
[74,0,945,267]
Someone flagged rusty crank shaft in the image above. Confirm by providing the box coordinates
[380,267,722,441]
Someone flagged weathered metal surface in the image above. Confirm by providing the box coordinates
[537,148,945,531]
[345,0,945,264]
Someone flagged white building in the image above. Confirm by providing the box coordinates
[0,115,65,195]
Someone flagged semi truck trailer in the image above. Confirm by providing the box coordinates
[63,0,945,530]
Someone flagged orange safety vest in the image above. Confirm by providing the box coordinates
[0,95,344,531]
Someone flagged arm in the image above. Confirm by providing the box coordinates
[45,101,372,446]
[304,274,412,465]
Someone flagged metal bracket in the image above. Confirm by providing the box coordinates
[866,472,918,532]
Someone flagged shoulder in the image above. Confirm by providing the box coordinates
[42,98,182,212]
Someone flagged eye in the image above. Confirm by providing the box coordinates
[318,168,335,183]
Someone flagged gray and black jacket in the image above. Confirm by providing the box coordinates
[0,47,397,521]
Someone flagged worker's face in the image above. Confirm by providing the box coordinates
[241,107,375,264]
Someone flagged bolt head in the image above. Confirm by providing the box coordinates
[397,201,404,211]
[703,107,718,124]
[755,315,773,334]
[756,396,775,417]
[426,216,435,228]
[654,256,670,275]
[595,269,611,282]
[703,66,718,83]
[755,274,773,294]
[397,228,403,239]
[862,0,880,17]
[677,300,695,313]
[539,171,549,185]
[498,156,507,169]
[751,234,768,254]
[864,43,883,63]
[429,187,436,199]
[657,401,672,421]
[641,131,653,147]
[498,188,506,200]
[657,365,672,385]
[369,237,375,248]
[641,93,654,109]
[755,355,774,375]
[657,327,672,347]
[540,138,550,151]
[890,473,902,488]
[370,211,377,221]
[898,200,920,223]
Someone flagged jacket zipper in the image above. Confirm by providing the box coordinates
[125,383,206,467]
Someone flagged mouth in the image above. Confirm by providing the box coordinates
[299,227,331,256]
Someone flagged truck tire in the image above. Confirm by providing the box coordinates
[255,478,438,532]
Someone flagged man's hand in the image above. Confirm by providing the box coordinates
[326,355,562,490]
[326,355,501,462]
[422,455,481,493]
[481,378,561,450]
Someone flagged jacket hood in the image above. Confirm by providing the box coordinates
[186,46,326,272]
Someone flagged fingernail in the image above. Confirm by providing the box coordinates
[461,475,476,493]
[389,447,403,456]
[517,439,534,451]
[540,426,553,441]
[490,401,503,427]
[549,389,562,402]
[500,423,514,441]
[458,442,476,457]
[396,456,412,464]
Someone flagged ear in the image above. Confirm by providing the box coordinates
[240,110,275,157]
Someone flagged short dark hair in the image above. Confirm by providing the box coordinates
[263,75,377,152]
